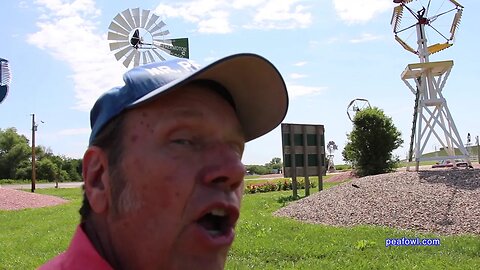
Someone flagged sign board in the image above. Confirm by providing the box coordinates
[281,123,326,196]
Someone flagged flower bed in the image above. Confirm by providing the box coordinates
[245,178,317,194]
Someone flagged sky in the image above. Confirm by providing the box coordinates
[0,0,479,166]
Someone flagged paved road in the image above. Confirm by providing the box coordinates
[1,182,83,190]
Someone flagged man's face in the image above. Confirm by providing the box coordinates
[107,84,246,269]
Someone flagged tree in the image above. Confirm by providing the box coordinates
[342,107,403,177]
[245,165,269,175]
[265,157,282,171]
[0,128,31,179]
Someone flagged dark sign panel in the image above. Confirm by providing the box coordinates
[281,123,325,178]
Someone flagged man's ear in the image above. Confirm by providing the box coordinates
[82,146,111,214]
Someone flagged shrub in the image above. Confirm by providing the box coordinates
[244,178,317,194]
[342,107,403,177]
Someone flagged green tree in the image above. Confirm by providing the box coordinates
[62,157,82,181]
[265,157,282,172]
[0,128,31,179]
[342,107,403,177]
[245,165,269,175]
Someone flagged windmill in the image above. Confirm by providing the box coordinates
[390,0,469,170]
[347,98,371,122]
[326,141,338,172]
[107,8,189,68]
[0,58,11,104]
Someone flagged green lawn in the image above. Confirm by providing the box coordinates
[1,183,479,269]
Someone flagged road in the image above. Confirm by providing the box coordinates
[1,182,83,190]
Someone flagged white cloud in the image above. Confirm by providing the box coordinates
[349,33,382,43]
[286,83,326,98]
[294,61,307,66]
[58,128,91,136]
[18,1,29,8]
[290,73,307,79]
[154,0,312,33]
[155,0,233,34]
[247,0,312,30]
[28,0,125,111]
[333,0,393,24]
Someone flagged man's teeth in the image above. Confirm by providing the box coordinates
[210,208,226,217]
[207,230,222,236]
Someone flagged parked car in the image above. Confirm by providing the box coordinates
[432,159,468,168]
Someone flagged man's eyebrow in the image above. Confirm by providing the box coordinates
[170,108,205,118]
[169,108,245,140]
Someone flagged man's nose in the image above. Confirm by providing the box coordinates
[201,143,245,191]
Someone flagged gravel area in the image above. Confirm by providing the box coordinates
[274,168,480,235]
[0,188,68,210]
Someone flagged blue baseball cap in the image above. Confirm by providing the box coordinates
[89,53,289,144]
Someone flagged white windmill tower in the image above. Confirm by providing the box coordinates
[107,8,189,68]
[391,0,469,170]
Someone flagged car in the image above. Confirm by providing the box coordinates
[432,159,468,168]
[432,160,453,168]
[454,159,469,167]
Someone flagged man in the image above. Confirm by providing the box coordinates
[40,53,288,269]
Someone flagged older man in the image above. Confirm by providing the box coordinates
[40,53,288,269]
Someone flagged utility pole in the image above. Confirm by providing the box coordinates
[31,113,37,193]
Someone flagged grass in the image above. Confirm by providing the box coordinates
[0,188,82,269]
[1,183,479,269]
[228,187,480,269]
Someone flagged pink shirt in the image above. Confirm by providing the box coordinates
[39,225,113,270]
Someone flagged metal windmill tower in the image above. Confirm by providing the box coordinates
[391,0,469,170]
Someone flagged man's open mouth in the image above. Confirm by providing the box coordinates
[196,208,235,237]
[197,207,239,238]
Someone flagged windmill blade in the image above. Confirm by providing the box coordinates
[151,49,166,61]
[142,51,148,65]
[132,8,140,28]
[154,39,172,46]
[391,5,404,32]
[0,59,11,86]
[112,13,132,31]
[107,31,129,41]
[395,35,417,54]
[140,9,151,28]
[133,50,140,67]
[150,20,167,34]
[450,9,462,40]
[145,50,156,63]
[122,50,136,68]
[145,14,160,31]
[427,43,452,54]
[109,41,130,51]
[156,44,172,55]
[114,46,134,61]
[121,9,136,30]
[108,21,129,36]
[449,0,464,8]
[152,30,170,38]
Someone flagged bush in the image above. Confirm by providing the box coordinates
[244,178,317,194]
[342,107,403,177]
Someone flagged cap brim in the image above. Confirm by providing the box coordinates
[130,53,289,142]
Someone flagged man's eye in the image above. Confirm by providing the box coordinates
[172,139,193,146]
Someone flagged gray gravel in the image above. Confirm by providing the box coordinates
[274,168,480,235]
